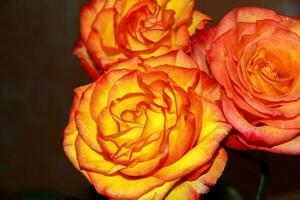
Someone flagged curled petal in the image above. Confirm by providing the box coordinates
[63,85,91,182]
[154,97,230,181]
[191,27,216,73]
[120,156,162,177]
[214,7,282,39]
[75,135,125,175]
[195,71,221,102]
[171,25,190,50]
[73,40,100,80]
[155,65,200,91]
[80,0,106,42]
[222,93,300,147]
[225,133,300,155]
[144,50,198,69]
[91,69,131,121]
[88,171,164,199]
[166,0,195,27]
[188,11,211,34]
[165,148,227,200]
[139,180,178,200]
[76,83,102,152]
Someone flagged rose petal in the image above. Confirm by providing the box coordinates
[165,183,198,200]
[191,148,227,190]
[109,56,143,71]
[75,83,102,152]
[172,25,190,50]
[199,98,230,140]
[262,135,300,154]
[195,71,221,102]
[226,133,300,155]
[282,17,300,37]
[73,40,100,80]
[120,155,162,177]
[90,69,130,121]
[86,32,126,69]
[80,0,106,42]
[139,46,171,59]
[188,11,211,34]
[254,115,300,129]
[277,99,300,118]
[154,97,230,181]
[164,111,196,165]
[208,32,236,99]
[63,85,91,182]
[144,50,198,69]
[92,8,117,49]
[165,148,227,200]
[214,7,282,39]
[139,180,178,200]
[191,27,216,73]
[166,0,194,27]
[75,135,126,175]
[142,29,169,43]
[108,71,145,104]
[114,0,143,20]
[222,93,300,147]
[163,67,199,91]
[88,171,164,199]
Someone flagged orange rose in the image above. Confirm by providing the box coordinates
[194,7,300,154]
[63,51,230,199]
[73,0,210,79]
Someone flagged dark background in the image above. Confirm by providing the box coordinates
[0,0,300,199]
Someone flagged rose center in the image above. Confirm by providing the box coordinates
[245,48,294,96]
[100,79,179,166]
[117,2,171,53]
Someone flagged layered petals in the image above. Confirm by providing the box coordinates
[165,148,227,200]
[63,51,230,199]
[73,0,210,77]
[194,7,300,155]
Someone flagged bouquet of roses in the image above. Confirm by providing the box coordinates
[63,0,300,199]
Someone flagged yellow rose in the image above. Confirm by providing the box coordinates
[73,0,210,79]
[64,51,230,199]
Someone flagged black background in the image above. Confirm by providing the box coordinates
[1,0,300,199]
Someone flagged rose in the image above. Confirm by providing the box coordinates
[73,0,210,79]
[63,51,230,199]
[193,7,300,154]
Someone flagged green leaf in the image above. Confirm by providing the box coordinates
[225,186,244,200]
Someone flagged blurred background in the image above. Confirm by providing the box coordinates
[0,0,300,199]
